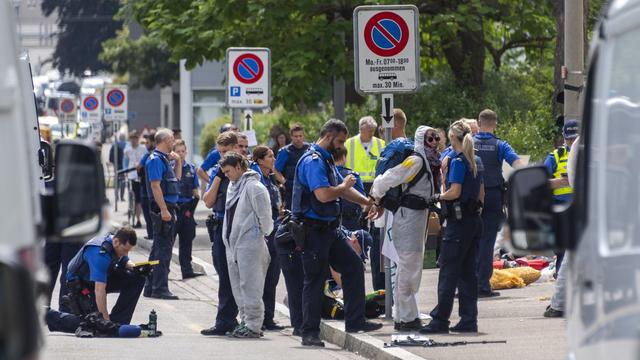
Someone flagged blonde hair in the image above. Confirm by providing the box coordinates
[448,119,478,177]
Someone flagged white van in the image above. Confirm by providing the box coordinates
[1,2,106,359]
[507,1,640,359]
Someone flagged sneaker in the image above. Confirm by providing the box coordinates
[449,322,478,333]
[543,305,564,318]
[345,320,383,333]
[394,318,422,331]
[230,324,262,338]
[201,320,239,336]
[301,335,325,347]
[478,290,501,298]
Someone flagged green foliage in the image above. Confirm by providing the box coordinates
[199,114,232,158]
[100,28,179,89]
[42,0,121,76]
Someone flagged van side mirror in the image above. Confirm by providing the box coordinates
[507,166,556,251]
[38,140,54,181]
[49,141,105,241]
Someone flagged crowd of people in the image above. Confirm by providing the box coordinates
[45,107,577,346]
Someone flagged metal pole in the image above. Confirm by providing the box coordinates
[564,0,584,122]
[113,122,118,212]
[380,93,394,319]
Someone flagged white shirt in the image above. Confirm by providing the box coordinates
[360,138,373,155]
[124,144,147,181]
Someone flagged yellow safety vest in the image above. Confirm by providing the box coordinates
[552,146,572,196]
[345,135,385,183]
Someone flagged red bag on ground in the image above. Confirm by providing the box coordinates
[493,260,504,269]
[526,259,549,271]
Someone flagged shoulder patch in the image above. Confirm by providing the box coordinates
[311,153,320,160]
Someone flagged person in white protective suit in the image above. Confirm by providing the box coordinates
[220,152,274,338]
[368,126,435,331]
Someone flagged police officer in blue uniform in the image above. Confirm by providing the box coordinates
[421,120,484,334]
[334,147,366,231]
[65,227,143,324]
[201,131,239,335]
[274,123,309,210]
[144,129,182,300]
[473,109,524,298]
[138,132,156,239]
[173,139,204,280]
[292,119,381,347]
[196,123,238,186]
[250,145,286,331]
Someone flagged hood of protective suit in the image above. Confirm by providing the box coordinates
[414,125,434,160]
[225,169,261,209]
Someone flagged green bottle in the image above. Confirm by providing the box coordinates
[149,309,157,335]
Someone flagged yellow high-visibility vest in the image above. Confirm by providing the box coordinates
[345,135,385,183]
[553,146,572,196]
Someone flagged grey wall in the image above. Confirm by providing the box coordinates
[128,85,161,131]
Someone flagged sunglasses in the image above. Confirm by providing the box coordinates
[427,135,440,143]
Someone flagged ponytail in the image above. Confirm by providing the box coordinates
[449,119,478,177]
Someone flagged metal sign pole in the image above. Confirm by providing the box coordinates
[113,121,118,212]
[381,93,394,319]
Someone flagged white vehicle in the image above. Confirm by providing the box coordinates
[507,1,640,359]
[0,2,105,359]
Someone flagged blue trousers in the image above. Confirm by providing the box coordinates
[207,219,239,329]
[44,241,82,312]
[276,223,304,331]
[146,207,176,294]
[430,215,482,327]
[369,224,385,291]
[175,206,196,276]
[141,197,153,238]
[301,222,365,337]
[263,230,281,326]
[477,189,505,293]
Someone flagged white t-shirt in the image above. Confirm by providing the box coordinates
[124,145,147,181]
[360,139,373,155]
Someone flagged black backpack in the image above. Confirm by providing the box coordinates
[378,151,428,213]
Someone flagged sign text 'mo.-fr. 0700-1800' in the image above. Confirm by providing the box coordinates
[353,5,420,95]
[226,48,271,109]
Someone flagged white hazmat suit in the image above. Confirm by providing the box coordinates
[370,126,434,323]
[222,170,274,333]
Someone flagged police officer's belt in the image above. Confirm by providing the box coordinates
[302,217,340,228]
[150,202,178,213]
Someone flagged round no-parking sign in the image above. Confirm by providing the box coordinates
[83,96,99,111]
[60,98,75,113]
[353,5,420,94]
[233,54,264,84]
[364,12,409,57]
[106,89,125,107]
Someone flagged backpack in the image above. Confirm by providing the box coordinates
[375,138,427,212]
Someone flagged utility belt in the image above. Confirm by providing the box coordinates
[149,203,177,238]
[150,202,178,214]
[177,198,199,215]
[399,194,429,210]
[62,278,98,317]
[275,212,339,250]
[205,214,224,239]
[442,200,482,221]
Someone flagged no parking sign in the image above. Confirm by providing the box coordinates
[58,96,77,123]
[81,93,102,122]
[103,85,128,122]
[226,48,271,109]
[353,5,420,94]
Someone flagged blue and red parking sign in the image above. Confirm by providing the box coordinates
[60,98,75,113]
[106,89,125,107]
[83,96,99,111]
[226,48,271,109]
[103,85,128,121]
[233,54,264,84]
[364,12,409,57]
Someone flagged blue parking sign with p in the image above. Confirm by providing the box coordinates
[230,86,241,97]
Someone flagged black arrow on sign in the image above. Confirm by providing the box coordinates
[382,97,393,124]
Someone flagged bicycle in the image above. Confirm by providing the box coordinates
[118,167,138,226]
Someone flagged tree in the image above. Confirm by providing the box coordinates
[42,0,122,76]
[100,28,179,89]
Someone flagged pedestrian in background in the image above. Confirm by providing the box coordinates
[138,131,156,239]
[124,131,146,228]
[274,123,309,210]
[220,152,274,338]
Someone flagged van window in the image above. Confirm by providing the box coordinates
[602,26,640,253]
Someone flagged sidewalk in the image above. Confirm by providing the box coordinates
[105,190,567,360]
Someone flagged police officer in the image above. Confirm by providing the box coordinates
[196,123,238,186]
[545,119,579,204]
[138,131,156,239]
[144,128,182,300]
[274,123,309,209]
[292,119,381,347]
[250,145,285,331]
[334,147,366,231]
[65,227,144,324]
[201,131,240,335]
[473,109,524,298]
[420,120,484,334]
[174,139,204,280]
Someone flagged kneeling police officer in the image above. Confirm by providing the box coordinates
[64,227,145,325]
[290,119,382,347]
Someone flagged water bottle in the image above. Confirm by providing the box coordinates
[149,309,157,335]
